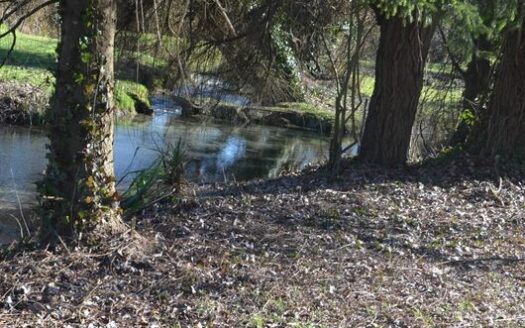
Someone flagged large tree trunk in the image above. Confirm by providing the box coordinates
[358,13,435,166]
[40,0,123,240]
[472,20,525,158]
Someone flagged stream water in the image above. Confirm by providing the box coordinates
[0,96,329,241]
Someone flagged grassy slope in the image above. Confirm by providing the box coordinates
[0,31,149,113]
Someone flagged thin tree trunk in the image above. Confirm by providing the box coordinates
[462,38,492,111]
[472,19,525,158]
[451,36,493,145]
[358,13,435,166]
[40,0,123,241]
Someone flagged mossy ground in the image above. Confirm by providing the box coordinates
[276,102,335,123]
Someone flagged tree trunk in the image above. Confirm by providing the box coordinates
[462,38,492,111]
[40,0,123,241]
[472,20,525,158]
[451,36,493,145]
[358,13,435,166]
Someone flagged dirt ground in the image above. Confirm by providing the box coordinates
[1,162,524,327]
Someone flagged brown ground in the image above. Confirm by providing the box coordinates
[0,82,48,125]
[1,162,524,327]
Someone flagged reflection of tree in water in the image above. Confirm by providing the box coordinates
[180,125,278,182]
[148,97,329,182]
[268,139,326,177]
[209,126,327,182]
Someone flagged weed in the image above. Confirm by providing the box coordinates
[121,139,186,213]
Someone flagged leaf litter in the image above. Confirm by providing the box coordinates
[1,161,524,327]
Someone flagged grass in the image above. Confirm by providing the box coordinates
[359,72,461,105]
[275,102,335,122]
[0,65,54,91]
[0,29,150,114]
[359,59,462,105]
[121,138,185,214]
[114,80,151,113]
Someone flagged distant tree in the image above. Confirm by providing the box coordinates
[471,4,525,159]
[358,3,438,166]
[40,0,124,241]
[445,0,509,145]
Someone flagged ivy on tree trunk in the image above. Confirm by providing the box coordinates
[40,0,123,241]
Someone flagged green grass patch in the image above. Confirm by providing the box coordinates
[0,29,57,70]
[276,102,334,122]
[360,71,461,105]
[0,65,54,91]
[0,29,150,114]
[360,75,375,97]
[115,80,151,113]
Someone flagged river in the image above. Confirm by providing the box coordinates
[0,96,330,241]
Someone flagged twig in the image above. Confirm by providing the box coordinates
[10,168,30,238]
[0,29,15,70]
[8,214,24,239]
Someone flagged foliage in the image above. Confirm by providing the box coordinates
[371,0,456,22]
[121,139,185,214]
[458,109,476,126]
[442,0,519,66]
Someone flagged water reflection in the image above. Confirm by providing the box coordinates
[217,136,247,169]
[0,126,47,208]
[0,96,329,209]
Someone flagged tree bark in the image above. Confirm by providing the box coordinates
[40,0,123,241]
[472,20,525,158]
[462,37,493,111]
[358,13,435,166]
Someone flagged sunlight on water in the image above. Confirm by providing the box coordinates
[217,137,247,169]
[0,96,329,211]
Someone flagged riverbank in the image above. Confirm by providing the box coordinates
[171,94,335,135]
[0,29,335,133]
[0,31,151,125]
[0,79,152,125]
[1,160,524,327]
